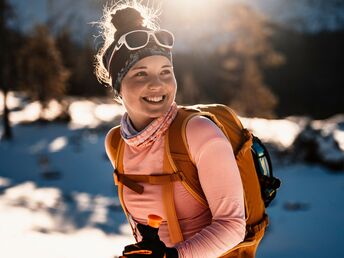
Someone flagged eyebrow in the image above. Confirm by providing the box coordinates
[131,64,172,70]
[131,66,147,70]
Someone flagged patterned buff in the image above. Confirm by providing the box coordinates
[120,102,178,148]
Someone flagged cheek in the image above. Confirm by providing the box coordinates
[169,78,177,94]
[119,85,132,103]
[121,90,136,103]
[120,83,145,106]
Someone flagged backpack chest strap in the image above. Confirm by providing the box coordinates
[113,169,185,194]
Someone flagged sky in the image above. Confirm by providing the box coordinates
[7,0,344,44]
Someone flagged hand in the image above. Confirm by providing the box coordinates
[122,223,178,258]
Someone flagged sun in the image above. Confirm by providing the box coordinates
[162,0,219,23]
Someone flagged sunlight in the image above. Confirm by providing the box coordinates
[68,100,99,129]
[8,100,64,125]
[0,180,134,258]
[0,91,21,113]
[241,117,302,148]
[163,0,220,26]
[334,130,344,151]
[94,104,125,122]
[49,136,68,152]
[9,101,41,124]
[73,192,92,212]
[162,0,248,23]
[166,0,214,14]
[0,177,11,188]
[42,100,63,121]
[160,0,247,51]
[4,182,61,210]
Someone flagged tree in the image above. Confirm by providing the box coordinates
[18,24,70,119]
[177,71,200,104]
[0,0,15,141]
[217,4,285,118]
[55,27,107,97]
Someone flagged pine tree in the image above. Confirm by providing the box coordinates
[18,24,70,120]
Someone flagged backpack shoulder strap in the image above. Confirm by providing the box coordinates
[105,126,144,193]
[167,106,210,207]
[105,125,139,241]
[106,125,185,244]
[167,104,250,207]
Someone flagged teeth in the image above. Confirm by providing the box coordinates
[145,96,164,102]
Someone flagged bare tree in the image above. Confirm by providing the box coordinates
[218,4,285,118]
[18,24,70,120]
[0,0,15,140]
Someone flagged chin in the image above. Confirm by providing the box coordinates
[147,107,169,118]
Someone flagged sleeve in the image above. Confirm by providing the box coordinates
[175,116,246,258]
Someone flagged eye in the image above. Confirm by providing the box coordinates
[161,69,171,75]
[134,71,147,77]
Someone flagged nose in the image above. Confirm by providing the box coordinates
[147,75,163,90]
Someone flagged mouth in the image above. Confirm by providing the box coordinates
[142,95,166,104]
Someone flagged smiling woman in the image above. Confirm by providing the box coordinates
[94,1,247,258]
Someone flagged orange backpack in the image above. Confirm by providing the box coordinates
[105,104,280,257]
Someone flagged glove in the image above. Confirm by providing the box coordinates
[122,223,178,258]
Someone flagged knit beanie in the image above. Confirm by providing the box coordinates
[102,7,172,92]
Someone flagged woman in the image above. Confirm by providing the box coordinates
[95,2,246,257]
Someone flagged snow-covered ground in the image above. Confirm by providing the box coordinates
[1,92,344,258]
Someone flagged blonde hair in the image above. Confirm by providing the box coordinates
[94,0,161,93]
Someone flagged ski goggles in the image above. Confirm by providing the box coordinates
[107,29,174,72]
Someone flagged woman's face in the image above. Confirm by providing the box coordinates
[120,55,177,131]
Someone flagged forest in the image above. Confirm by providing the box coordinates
[1,1,343,132]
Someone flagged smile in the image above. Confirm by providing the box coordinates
[143,95,166,103]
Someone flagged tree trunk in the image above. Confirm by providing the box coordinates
[1,87,13,140]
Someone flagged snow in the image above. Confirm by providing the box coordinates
[1,91,344,258]
[241,117,304,149]
[48,136,68,152]
[334,130,344,151]
[256,165,344,258]
[0,178,134,258]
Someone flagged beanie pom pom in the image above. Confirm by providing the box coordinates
[111,7,144,40]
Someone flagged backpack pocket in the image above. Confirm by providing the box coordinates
[219,214,268,258]
[219,224,266,258]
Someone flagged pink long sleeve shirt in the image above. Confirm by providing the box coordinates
[109,116,246,257]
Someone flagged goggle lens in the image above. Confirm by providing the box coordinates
[125,31,148,48]
[155,30,174,47]
[124,30,174,50]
